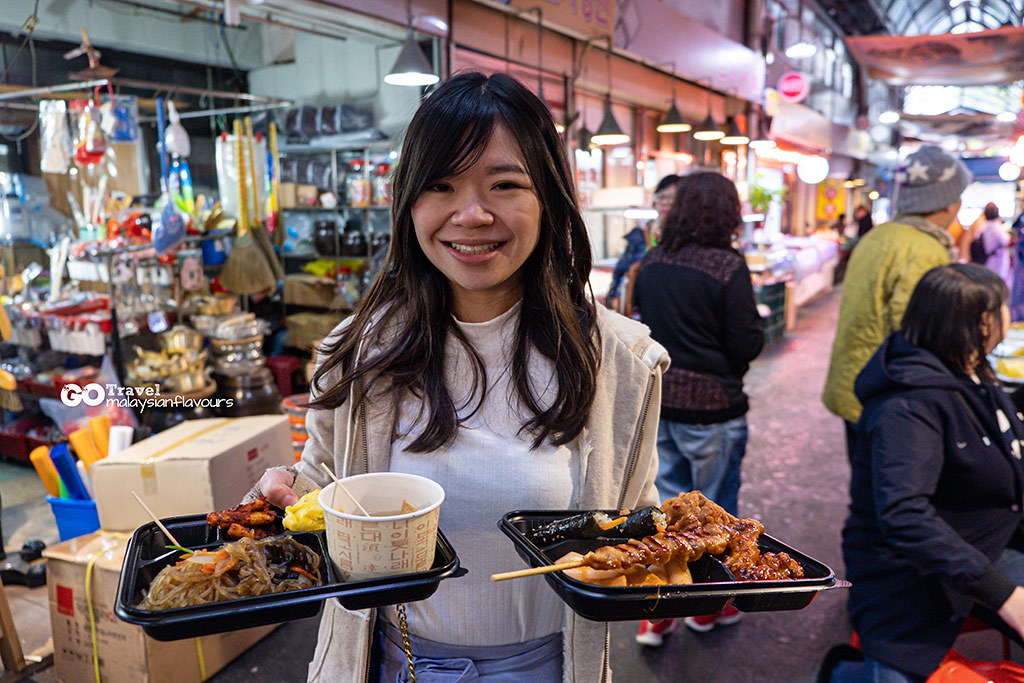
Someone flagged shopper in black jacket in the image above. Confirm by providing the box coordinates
[841,263,1024,682]
[632,172,764,640]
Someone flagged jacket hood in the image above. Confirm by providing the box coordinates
[855,331,964,404]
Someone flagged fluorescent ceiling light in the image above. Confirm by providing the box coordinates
[624,208,659,220]
[879,110,900,124]
[785,42,817,59]
[742,213,765,222]
[999,162,1021,181]
[748,138,776,149]
[997,111,1018,123]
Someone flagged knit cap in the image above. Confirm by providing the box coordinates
[895,145,971,216]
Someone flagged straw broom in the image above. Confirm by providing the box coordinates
[244,116,284,282]
[219,119,277,295]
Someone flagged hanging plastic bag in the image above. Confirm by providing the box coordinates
[71,99,106,166]
[215,132,266,221]
[152,196,186,254]
[39,100,72,174]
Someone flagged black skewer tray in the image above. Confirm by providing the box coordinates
[500,510,842,622]
[116,513,465,641]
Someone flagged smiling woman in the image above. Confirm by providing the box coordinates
[412,125,541,322]
[250,71,670,683]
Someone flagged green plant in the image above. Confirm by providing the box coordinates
[749,184,785,215]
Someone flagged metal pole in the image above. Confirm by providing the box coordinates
[0,79,109,102]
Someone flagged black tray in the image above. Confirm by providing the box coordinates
[500,510,840,622]
[116,513,465,641]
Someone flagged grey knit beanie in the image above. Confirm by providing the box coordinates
[895,145,971,216]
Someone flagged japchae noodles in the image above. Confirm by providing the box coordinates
[139,536,320,610]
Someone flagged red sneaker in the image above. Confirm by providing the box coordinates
[683,605,742,633]
[636,618,676,646]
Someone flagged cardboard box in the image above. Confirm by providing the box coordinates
[284,274,338,308]
[297,184,319,206]
[91,416,291,532]
[279,182,298,209]
[43,532,275,683]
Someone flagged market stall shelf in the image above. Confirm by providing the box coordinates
[499,510,844,622]
[116,513,465,641]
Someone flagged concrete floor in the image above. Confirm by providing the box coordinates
[3,288,1019,681]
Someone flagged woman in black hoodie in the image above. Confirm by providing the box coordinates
[841,263,1024,682]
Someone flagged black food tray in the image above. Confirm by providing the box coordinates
[500,510,839,622]
[117,513,465,641]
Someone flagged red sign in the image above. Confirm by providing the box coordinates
[777,71,809,103]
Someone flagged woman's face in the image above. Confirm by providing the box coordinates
[412,124,541,322]
[982,304,1011,354]
[654,183,677,226]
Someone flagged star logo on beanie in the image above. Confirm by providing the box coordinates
[937,164,957,182]
[906,160,931,183]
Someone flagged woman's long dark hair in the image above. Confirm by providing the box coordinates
[901,263,1008,378]
[309,71,599,452]
[659,172,741,252]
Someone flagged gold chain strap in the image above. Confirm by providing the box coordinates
[396,602,416,683]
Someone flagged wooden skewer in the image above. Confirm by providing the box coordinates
[319,463,372,517]
[130,491,183,548]
[491,560,587,582]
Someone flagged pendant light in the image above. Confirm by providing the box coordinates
[384,0,439,87]
[719,117,749,145]
[590,39,630,146]
[657,64,690,133]
[693,84,724,141]
[577,96,594,152]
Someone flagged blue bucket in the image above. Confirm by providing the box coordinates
[201,236,228,265]
[46,496,101,542]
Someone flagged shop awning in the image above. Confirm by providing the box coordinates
[844,25,1024,86]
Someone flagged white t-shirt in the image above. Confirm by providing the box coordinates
[384,303,578,646]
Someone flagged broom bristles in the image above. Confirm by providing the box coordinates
[220,232,277,295]
[252,225,284,281]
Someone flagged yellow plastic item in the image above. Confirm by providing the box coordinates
[29,446,61,497]
[69,428,104,471]
[89,415,111,458]
[283,489,325,532]
[998,358,1024,379]
[0,368,14,391]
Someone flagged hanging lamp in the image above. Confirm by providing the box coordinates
[591,39,630,146]
[384,1,439,86]
[657,64,690,133]
[719,117,749,145]
[693,81,724,141]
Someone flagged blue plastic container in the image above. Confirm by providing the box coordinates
[201,235,228,265]
[46,496,101,542]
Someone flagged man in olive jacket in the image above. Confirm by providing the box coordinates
[822,145,971,457]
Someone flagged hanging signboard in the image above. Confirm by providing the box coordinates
[777,71,809,103]
[816,179,846,222]
[844,25,1024,86]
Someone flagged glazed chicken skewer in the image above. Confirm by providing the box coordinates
[492,491,804,582]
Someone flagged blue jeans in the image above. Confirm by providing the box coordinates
[655,416,748,515]
[831,657,924,683]
[376,619,562,682]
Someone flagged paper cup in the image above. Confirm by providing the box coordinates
[319,473,445,581]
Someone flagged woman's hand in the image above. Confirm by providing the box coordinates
[998,586,1024,640]
[259,468,298,508]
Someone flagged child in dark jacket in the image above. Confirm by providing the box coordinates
[840,263,1024,682]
